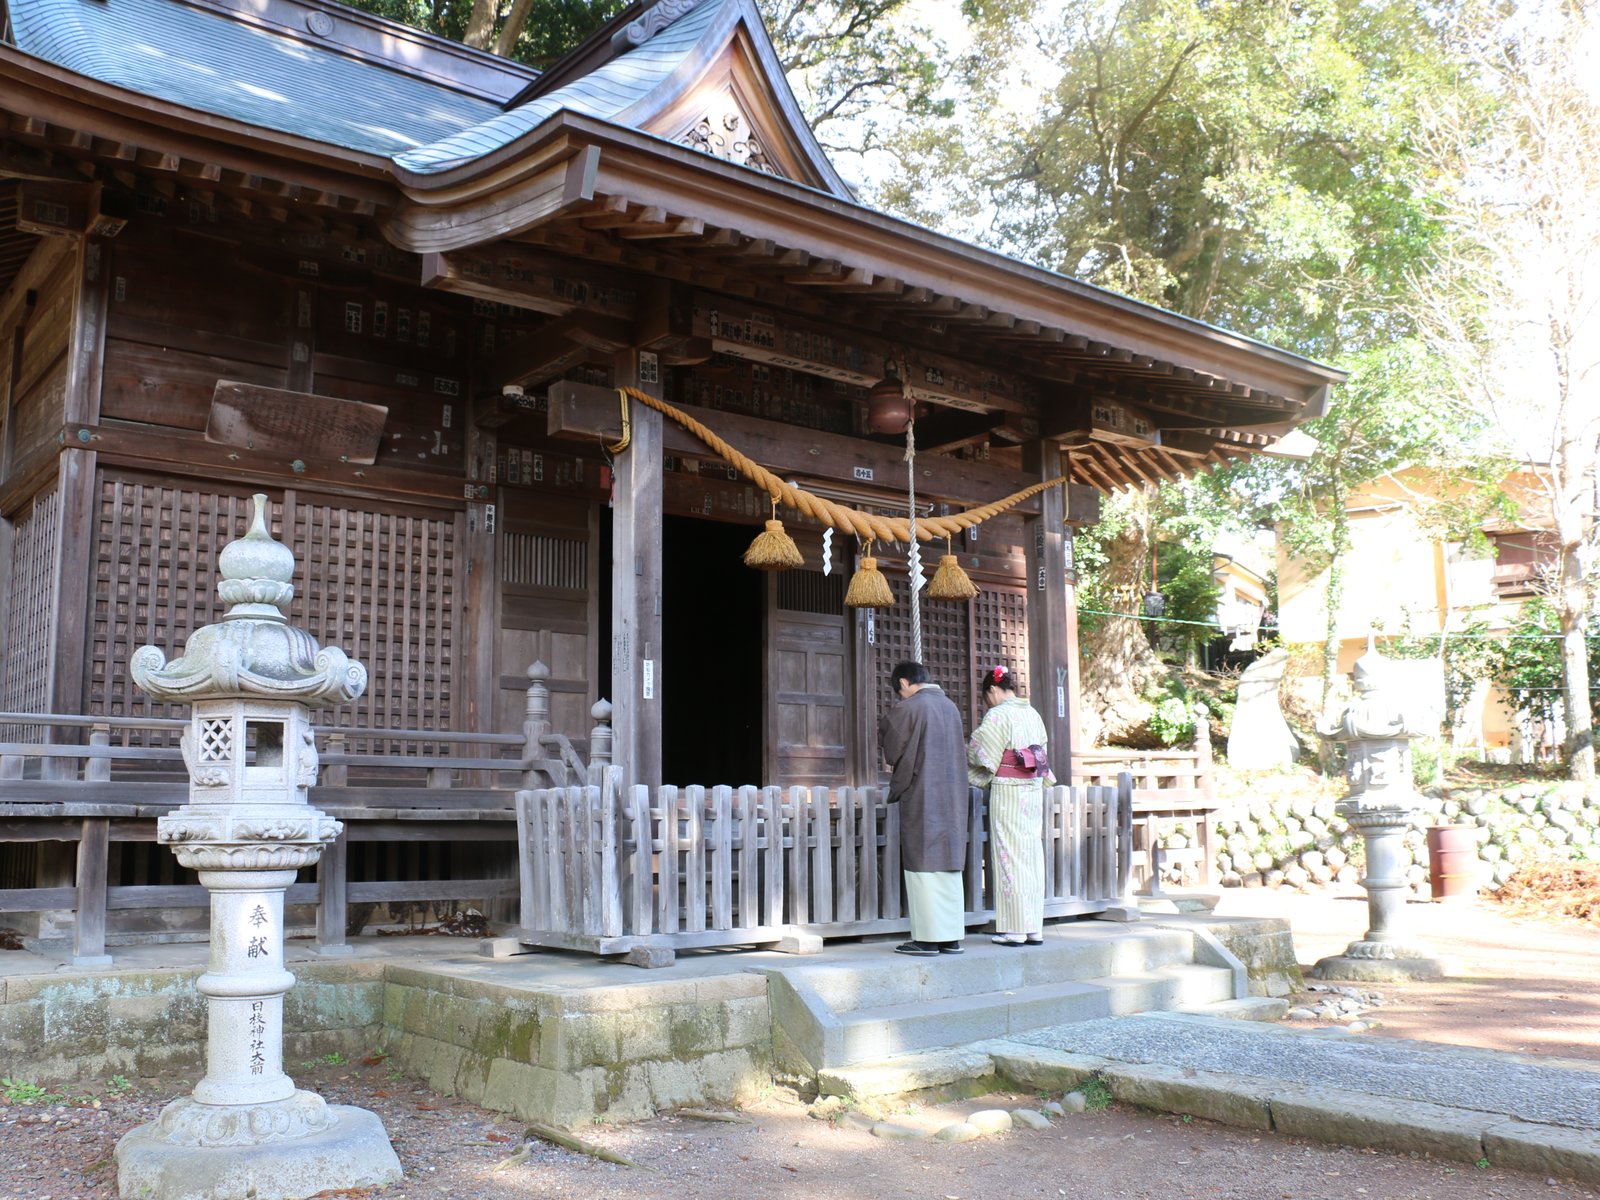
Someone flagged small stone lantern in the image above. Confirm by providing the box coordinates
[115,495,401,1200]
[1312,649,1450,981]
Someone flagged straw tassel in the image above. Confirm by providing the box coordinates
[928,548,979,601]
[845,543,896,609]
[743,500,805,571]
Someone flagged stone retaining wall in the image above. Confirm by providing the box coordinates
[379,967,771,1126]
[1197,781,1599,892]
[0,962,383,1085]
[0,961,773,1129]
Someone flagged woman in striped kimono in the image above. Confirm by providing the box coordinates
[968,665,1054,946]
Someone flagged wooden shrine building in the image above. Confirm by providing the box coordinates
[0,0,1343,948]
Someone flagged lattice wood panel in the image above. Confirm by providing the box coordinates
[1,486,61,738]
[87,474,459,736]
[289,500,459,734]
[972,586,1030,701]
[870,576,972,737]
[88,480,253,724]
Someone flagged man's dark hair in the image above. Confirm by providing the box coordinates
[890,661,930,688]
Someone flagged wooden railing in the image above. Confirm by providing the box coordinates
[515,771,1131,962]
[1070,708,1219,893]
[0,661,610,962]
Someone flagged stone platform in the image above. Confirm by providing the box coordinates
[0,911,1295,1127]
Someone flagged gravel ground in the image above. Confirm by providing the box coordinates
[4,1058,1599,1200]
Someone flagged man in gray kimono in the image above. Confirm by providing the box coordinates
[880,661,970,955]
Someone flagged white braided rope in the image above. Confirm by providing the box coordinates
[906,415,923,663]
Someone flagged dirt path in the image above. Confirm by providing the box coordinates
[5,1069,1599,1200]
[1214,885,1600,1063]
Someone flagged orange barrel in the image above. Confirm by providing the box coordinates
[1426,824,1477,900]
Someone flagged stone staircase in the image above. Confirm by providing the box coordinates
[761,921,1277,1097]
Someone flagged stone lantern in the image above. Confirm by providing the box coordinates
[1312,649,1450,981]
[115,495,401,1200]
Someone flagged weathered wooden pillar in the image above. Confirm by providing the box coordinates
[72,725,113,965]
[1023,441,1076,766]
[610,352,663,789]
[50,238,109,727]
[462,417,499,764]
[316,828,351,956]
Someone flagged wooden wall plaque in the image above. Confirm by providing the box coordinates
[205,381,388,464]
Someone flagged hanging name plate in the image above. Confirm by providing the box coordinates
[206,382,387,465]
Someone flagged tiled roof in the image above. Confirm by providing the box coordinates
[7,0,503,156]
[395,0,723,174]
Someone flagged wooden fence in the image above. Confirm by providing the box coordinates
[0,662,600,962]
[515,770,1132,957]
[1070,710,1220,892]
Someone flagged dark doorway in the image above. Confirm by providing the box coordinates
[662,516,764,784]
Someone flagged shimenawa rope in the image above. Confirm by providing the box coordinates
[613,386,1066,542]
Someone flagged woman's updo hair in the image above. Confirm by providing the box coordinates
[986,665,1017,693]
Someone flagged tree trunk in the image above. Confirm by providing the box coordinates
[1321,550,1345,710]
[1553,398,1597,782]
[1079,493,1166,746]
[1556,533,1594,781]
[493,0,537,57]
[462,0,499,49]
[1320,491,1352,711]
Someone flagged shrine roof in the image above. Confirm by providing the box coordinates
[5,0,512,156]
[2,0,848,192]
[396,0,721,174]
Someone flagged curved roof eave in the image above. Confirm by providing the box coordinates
[387,111,1346,402]
[0,45,395,199]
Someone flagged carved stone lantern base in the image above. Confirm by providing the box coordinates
[116,1098,400,1200]
[1310,794,1455,982]
[1310,942,1455,982]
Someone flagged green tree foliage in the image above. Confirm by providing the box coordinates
[1227,340,1498,704]
[337,0,626,67]
[883,0,1454,353]
[876,0,1497,726]
[760,1,951,143]
[1480,597,1600,747]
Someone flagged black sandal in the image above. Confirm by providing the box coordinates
[894,941,940,956]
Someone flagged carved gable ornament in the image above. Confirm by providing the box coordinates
[676,93,780,176]
[613,0,707,48]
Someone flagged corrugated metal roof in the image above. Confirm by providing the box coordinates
[395,0,724,174]
[8,0,501,156]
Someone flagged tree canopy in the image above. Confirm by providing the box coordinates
[880,0,1456,359]
[871,0,1498,727]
